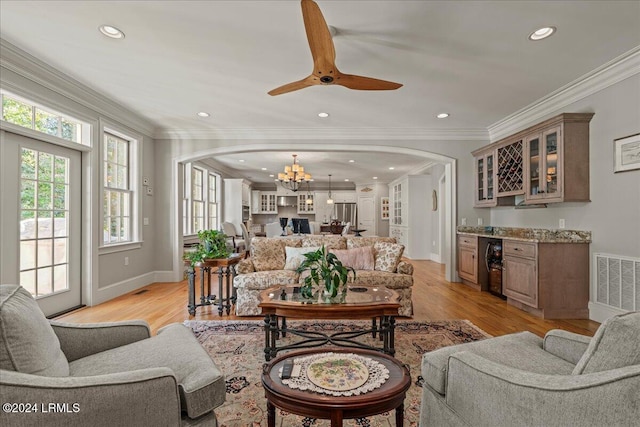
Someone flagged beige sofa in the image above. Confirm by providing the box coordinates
[233,236,414,317]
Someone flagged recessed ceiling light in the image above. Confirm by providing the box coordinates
[389,167,395,170]
[318,112,330,118]
[436,113,449,119]
[529,26,556,41]
[344,179,349,182]
[99,25,125,39]
[348,159,355,163]
[373,176,378,180]
[238,159,245,163]
[196,111,210,118]
[261,167,267,171]
[269,174,274,177]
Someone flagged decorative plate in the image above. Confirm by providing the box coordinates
[306,355,370,391]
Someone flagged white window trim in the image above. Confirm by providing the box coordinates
[181,162,221,237]
[98,119,142,253]
[0,90,91,146]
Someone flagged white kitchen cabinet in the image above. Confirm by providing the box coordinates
[388,175,430,259]
[260,191,277,214]
[242,182,251,206]
[251,190,277,214]
[224,179,252,224]
[297,193,315,214]
[251,190,261,214]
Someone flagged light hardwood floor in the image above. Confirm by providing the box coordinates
[57,260,601,337]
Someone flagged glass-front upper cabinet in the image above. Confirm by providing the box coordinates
[474,150,496,207]
[526,125,562,202]
[392,182,402,225]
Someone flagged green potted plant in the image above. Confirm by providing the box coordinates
[295,245,356,302]
[184,229,231,266]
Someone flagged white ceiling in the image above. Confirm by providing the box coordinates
[1,0,639,183]
[205,150,433,186]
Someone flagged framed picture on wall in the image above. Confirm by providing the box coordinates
[614,133,640,173]
[381,197,389,220]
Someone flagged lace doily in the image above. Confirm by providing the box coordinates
[280,352,389,396]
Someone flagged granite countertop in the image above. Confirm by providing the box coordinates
[457,226,591,243]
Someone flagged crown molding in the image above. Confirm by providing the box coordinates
[0,39,156,138]
[154,127,489,141]
[488,46,640,142]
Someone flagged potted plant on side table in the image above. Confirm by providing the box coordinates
[296,245,356,303]
[184,229,231,266]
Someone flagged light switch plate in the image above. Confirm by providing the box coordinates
[143,217,149,226]
[143,176,150,186]
[559,218,565,229]
[477,218,484,226]
[461,218,467,226]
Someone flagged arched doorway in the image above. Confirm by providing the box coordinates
[171,144,458,282]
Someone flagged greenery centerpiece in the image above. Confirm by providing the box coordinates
[295,245,356,302]
[184,229,231,266]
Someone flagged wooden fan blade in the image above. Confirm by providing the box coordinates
[301,0,336,66]
[268,76,316,96]
[336,74,403,91]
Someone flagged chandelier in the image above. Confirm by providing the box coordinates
[278,154,311,192]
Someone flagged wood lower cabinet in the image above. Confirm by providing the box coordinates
[457,233,590,319]
[503,242,538,307]
[503,240,589,319]
[457,235,478,287]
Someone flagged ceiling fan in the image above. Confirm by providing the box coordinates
[268,0,403,96]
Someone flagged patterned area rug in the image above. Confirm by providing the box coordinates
[185,320,490,427]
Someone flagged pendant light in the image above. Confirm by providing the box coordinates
[327,174,334,204]
[305,182,313,205]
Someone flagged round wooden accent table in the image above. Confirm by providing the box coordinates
[261,348,411,427]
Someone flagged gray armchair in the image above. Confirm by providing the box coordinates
[420,311,640,427]
[0,285,225,427]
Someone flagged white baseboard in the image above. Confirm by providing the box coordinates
[94,272,156,305]
[154,270,178,283]
[430,253,441,263]
[588,301,628,323]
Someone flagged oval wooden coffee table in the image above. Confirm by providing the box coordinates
[262,348,411,427]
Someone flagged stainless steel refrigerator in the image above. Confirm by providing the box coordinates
[332,203,357,225]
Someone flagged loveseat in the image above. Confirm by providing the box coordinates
[419,311,640,426]
[233,236,414,316]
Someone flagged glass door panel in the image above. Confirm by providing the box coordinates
[528,136,540,197]
[1,132,81,316]
[486,154,494,200]
[544,129,559,196]
[477,157,484,201]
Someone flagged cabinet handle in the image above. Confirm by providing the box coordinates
[514,248,521,251]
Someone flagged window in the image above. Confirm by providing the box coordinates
[103,131,135,245]
[182,163,220,235]
[1,91,88,145]
[208,173,218,229]
[192,167,204,233]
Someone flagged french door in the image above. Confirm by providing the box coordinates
[1,131,81,316]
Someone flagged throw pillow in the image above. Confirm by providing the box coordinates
[250,238,295,271]
[572,311,640,375]
[284,246,322,271]
[302,235,347,250]
[347,237,396,249]
[331,246,375,270]
[0,284,69,376]
[373,241,404,273]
